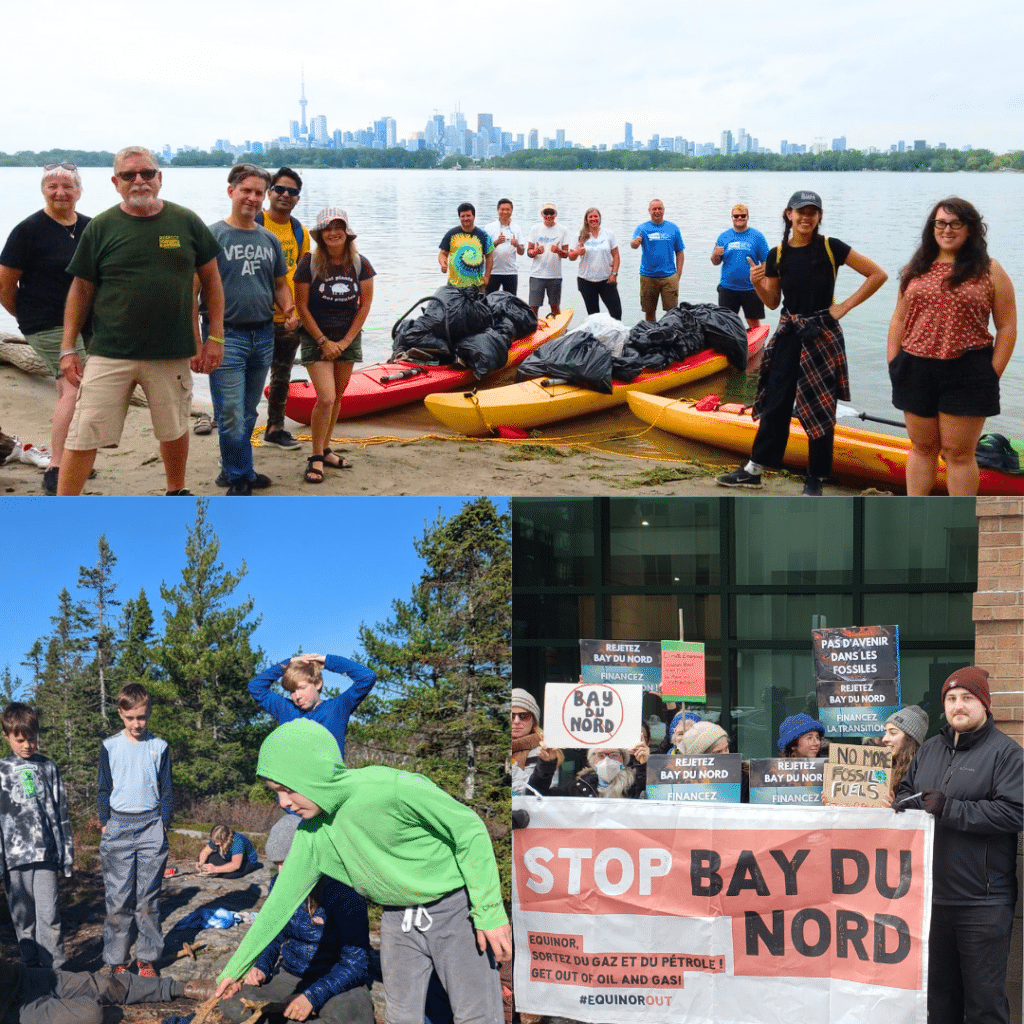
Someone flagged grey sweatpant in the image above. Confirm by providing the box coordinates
[99,808,167,965]
[6,865,64,968]
[14,967,174,1024]
[219,969,374,1024]
[380,887,501,1024]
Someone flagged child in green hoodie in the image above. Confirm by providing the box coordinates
[215,719,510,1024]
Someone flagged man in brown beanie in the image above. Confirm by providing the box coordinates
[895,666,1023,1024]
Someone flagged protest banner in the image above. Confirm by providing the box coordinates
[748,758,825,805]
[646,753,742,803]
[580,639,663,691]
[813,625,900,737]
[660,641,707,701]
[823,743,892,808]
[513,797,932,1024]
[542,681,645,749]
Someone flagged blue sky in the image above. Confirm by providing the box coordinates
[0,497,506,698]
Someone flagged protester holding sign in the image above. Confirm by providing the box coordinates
[777,713,824,756]
[551,744,649,799]
[509,688,561,795]
[662,710,703,753]
[882,705,928,792]
[896,667,1023,1024]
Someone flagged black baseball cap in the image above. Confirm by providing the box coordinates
[787,190,822,210]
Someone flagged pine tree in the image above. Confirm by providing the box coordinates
[155,499,265,800]
[77,535,121,725]
[117,588,156,685]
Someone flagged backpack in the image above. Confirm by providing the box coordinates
[975,433,1023,474]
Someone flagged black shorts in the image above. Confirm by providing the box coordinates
[889,345,1000,419]
[717,285,765,320]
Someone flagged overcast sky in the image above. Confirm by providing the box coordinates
[8,0,1019,154]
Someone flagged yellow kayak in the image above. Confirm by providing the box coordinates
[626,393,1024,496]
[424,326,767,436]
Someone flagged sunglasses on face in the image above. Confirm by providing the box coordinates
[116,168,159,182]
[542,210,556,216]
[510,711,534,722]
[732,214,748,219]
[271,185,300,197]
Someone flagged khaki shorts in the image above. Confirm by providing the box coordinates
[24,327,87,378]
[640,273,680,315]
[65,355,193,450]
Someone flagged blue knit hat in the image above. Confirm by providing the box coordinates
[777,713,824,753]
[669,711,703,735]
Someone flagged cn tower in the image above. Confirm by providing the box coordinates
[299,70,307,135]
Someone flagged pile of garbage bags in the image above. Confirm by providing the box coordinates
[516,304,748,394]
[391,286,539,379]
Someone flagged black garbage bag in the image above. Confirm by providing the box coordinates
[433,284,494,342]
[390,293,450,362]
[456,324,514,379]
[611,351,649,382]
[658,305,706,360]
[486,290,538,340]
[516,331,614,393]
[677,302,749,369]
[627,319,679,354]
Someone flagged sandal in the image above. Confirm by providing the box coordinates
[193,413,213,435]
[304,455,324,484]
[323,447,353,470]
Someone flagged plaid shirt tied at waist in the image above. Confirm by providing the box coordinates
[753,310,850,439]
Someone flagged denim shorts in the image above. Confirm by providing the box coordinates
[299,328,363,365]
[889,345,1000,418]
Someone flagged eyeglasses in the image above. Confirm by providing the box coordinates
[542,209,556,216]
[116,168,159,182]
[510,711,534,722]
[44,161,77,172]
[732,214,748,219]
[933,218,965,231]
[270,185,300,197]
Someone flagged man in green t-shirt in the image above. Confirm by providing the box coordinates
[438,203,494,289]
[57,146,225,496]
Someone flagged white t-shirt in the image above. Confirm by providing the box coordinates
[576,229,618,282]
[484,219,523,276]
[528,222,571,279]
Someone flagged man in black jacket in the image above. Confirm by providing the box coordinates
[896,667,1023,1024]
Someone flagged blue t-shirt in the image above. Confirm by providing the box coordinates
[633,220,684,278]
[209,831,259,864]
[715,227,769,292]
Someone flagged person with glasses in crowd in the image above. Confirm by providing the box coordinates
[887,197,1017,495]
[508,688,561,795]
[526,203,570,317]
[256,167,310,452]
[56,146,224,495]
[711,204,769,329]
[0,163,91,494]
[198,163,292,496]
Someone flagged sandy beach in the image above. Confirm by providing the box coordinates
[0,359,872,498]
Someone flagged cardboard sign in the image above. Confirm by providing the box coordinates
[823,743,892,807]
[579,640,662,692]
[646,753,742,803]
[813,625,900,737]
[747,758,825,805]
[543,682,645,749]
[513,797,933,1024]
[659,641,706,701]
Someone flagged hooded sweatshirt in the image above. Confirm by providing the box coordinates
[219,719,507,983]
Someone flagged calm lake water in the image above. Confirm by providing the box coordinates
[1,166,1021,437]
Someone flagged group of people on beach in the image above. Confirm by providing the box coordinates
[510,666,1023,1024]
[1,650,510,1024]
[0,150,1017,496]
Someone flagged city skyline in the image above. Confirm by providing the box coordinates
[4,0,1019,155]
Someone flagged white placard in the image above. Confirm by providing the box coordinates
[542,681,645,748]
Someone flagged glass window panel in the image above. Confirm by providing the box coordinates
[733,594,853,640]
[734,499,854,585]
[733,649,818,760]
[512,499,595,587]
[863,593,974,640]
[863,499,978,584]
[607,594,721,641]
[607,499,721,585]
[513,594,594,641]
[512,644,586,687]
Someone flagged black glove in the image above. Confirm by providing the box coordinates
[921,790,947,817]
[511,809,530,830]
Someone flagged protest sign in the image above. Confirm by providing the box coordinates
[660,641,707,701]
[580,639,663,691]
[813,625,900,737]
[646,753,742,803]
[823,743,892,807]
[513,797,932,1024]
[542,681,645,749]
[748,758,825,805]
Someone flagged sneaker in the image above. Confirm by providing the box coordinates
[264,429,302,450]
[111,963,131,976]
[182,979,218,1000]
[215,470,229,487]
[802,475,824,496]
[135,959,158,978]
[218,473,271,490]
[42,466,59,495]
[716,467,763,489]
[166,488,194,496]
[18,441,52,468]
[226,480,253,496]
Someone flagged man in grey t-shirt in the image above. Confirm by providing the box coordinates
[198,164,292,496]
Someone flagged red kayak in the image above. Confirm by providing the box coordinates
[275,310,573,424]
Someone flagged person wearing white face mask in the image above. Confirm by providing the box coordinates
[551,743,649,799]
